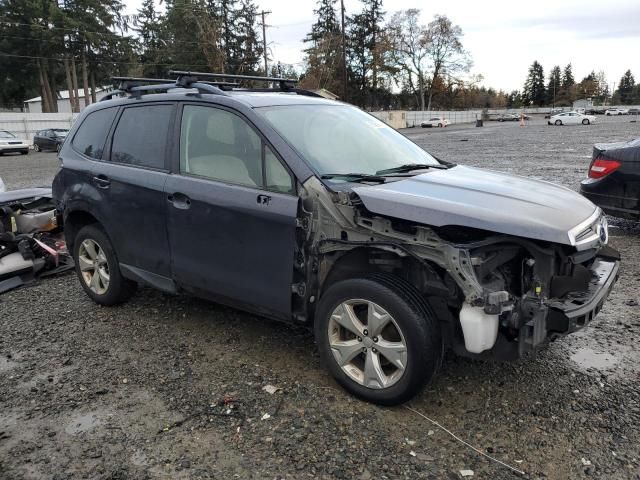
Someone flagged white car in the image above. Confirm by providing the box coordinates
[420,117,449,128]
[0,130,29,155]
[605,108,628,116]
[548,111,596,126]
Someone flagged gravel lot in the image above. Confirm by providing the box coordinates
[1,115,639,480]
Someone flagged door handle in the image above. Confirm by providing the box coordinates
[93,175,111,188]
[167,192,191,210]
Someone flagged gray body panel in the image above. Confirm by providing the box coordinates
[353,165,598,245]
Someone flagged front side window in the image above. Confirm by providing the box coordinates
[257,105,439,177]
[72,107,117,159]
[180,105,263,188]
[111,105,172,169]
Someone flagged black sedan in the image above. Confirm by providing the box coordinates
[580,138,640,220]
[33,129,68,152]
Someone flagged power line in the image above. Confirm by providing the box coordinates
[0,52,210,67]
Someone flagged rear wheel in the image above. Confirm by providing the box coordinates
[582,119,590,125]
[20,149,28,155]
[438,123,443,127]
[315,275,442,405]
[73,224,137,305]
[555,119,562,126]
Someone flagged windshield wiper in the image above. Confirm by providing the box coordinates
[321,173,387,183]
[375,163,448,175]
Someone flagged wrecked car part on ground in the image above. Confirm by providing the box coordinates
[0,186,73,294]
[52,72,620,405]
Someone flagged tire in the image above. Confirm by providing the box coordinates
[438,123,443,128]
[34,143,41,152]
[315,275,442,405]
[555,120,562,126]
[56,144,61,153]
[73,224,137,305]
[21,149,28,155]
[582,119,590,125]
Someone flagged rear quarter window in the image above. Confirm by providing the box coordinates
[110,105,173,169]
[72,107,117,159]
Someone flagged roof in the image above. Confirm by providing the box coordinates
[25,86,114,104]
[226,91,340,107]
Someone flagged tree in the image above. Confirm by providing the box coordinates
[522,60,545,106]
[387,9,429,110]
[615,70,635,105]
[300,0,343,93]
[135,0,171,77]
[423,14,470,111]
[546,65,561,106]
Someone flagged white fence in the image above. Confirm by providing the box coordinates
[0,113,79,144]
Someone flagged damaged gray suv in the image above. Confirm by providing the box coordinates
[53,72,620,405]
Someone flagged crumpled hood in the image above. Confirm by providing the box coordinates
[353,165,598,245]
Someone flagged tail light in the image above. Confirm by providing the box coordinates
[588,158,621,179]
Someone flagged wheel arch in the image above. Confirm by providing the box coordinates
[314,245,457,325]
[64,209,101,253]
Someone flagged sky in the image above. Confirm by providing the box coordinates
[123,0,640,92]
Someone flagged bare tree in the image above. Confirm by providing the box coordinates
[424,15,470,111]
[387,9,429,111]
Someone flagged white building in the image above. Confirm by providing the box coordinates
[24,86,115,113]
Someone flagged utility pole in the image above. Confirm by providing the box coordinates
[340,0,347,102]
[259,10,272,76]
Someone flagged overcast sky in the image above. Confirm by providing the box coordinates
[124,0,640,92]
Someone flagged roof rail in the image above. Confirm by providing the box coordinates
[102,75,232,101]
[169,70,298,92]
[100,71,322,102]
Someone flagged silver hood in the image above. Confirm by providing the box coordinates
[353,165,599,246]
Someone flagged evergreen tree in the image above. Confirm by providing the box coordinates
[562,63,575,88]
[135,0,170,77]
[300,0,343,93]
[616,70,635,105]
[522,60,545,106]
[546,65,561,106]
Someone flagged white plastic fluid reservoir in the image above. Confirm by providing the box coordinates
[459,303,499,354]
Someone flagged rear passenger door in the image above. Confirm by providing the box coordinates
[95,103,175,278]
[165,103,298,319]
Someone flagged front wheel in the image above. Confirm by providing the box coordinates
[555,119,562,125]
[582,119,590,125]
[33,144,41,152]
[73,224,137,305]
[438,123,443,127]
[315,275,442,405]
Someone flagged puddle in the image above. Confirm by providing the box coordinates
[570,347,620,371]
[65,412,103,435]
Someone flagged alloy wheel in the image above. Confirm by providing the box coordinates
[328,299,407,389]
[78,239,110,294]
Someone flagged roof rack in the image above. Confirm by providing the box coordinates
[101,71,322,101]
[168,70,299,92]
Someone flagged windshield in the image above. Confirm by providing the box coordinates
[52,129,68,136]
[0,131,16,138]
[256,105,439,177]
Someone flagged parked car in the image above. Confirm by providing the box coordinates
[0,130,29,155]
[420,117,449,128]
[580,138,640,220]
[628,108,640,116]
[544,108,564,119]
[605,108,628,116]
[548,111,597,125]
[496,113,530,122]
[33,129,69,152]
[53,72,620,405]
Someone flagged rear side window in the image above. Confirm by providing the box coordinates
[111,105,172,169]
[72,108,117,159]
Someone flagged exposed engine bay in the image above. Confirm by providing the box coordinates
[294,177,620,360]
[0,187,73,294]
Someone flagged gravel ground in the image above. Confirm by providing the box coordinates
[1,115,639,480]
